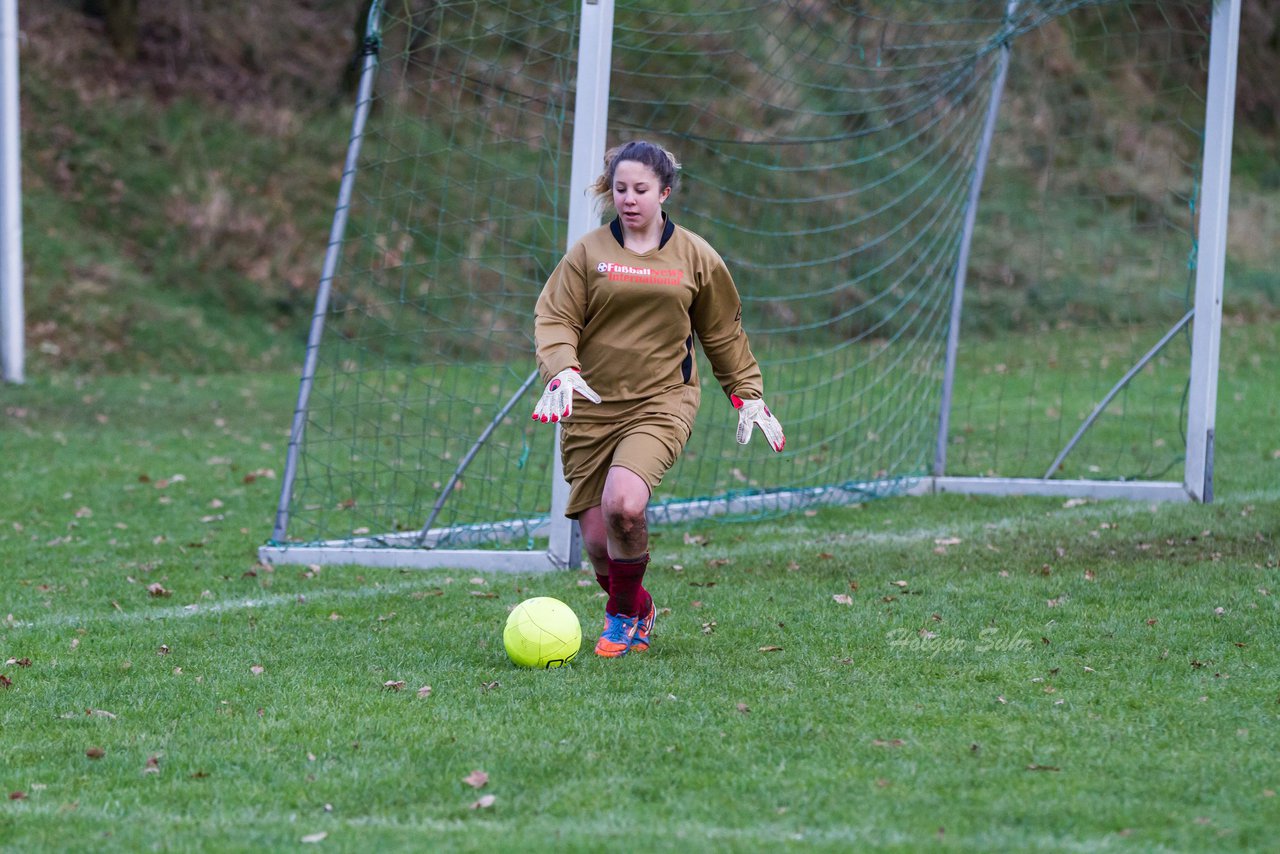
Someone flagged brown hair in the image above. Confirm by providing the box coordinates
[590,140,681,206]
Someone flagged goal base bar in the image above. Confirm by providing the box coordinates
[260,476,1189,570]
[258,545,560,573]
[909,477,1191,502]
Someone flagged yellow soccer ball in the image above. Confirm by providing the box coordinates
[503,597,581,668]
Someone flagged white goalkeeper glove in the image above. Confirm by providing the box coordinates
[532,368,601,423]
[732,394,785,453]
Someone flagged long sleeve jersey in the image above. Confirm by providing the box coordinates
[534,217,764,428]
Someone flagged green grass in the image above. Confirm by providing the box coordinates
[2,322,1278,851]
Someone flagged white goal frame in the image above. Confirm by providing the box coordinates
[260,0,1240,571]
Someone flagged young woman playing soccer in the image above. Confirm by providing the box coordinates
[532,140,785,658]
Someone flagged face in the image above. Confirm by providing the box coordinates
[612,159,671,235]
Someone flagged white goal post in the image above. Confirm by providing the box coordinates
[0,0,23,386]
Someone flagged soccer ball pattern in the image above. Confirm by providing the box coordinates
[504,597,581,668]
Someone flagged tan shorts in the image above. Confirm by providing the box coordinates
[561,413,692,518]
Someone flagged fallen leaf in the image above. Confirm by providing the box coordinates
[86,708,116,719]
[934,537,962,546]
[417,685,433,699]
[872,738,906,748]
[85,747,105,760]
[301,832,328,843]
[470,794,496,810]
[735,703,750,714]
[470,591,498,598]
[9,791,26,800]
[463,769,489,789]
[758,645,783,653]
[891,580,908,588]
[383,680,406,692]
[1026,764,1059,772]
[147,583,172,598]
[832,594,853,605]
[0,675,11,688]
[143,756,160,775]
[250,665,265,675]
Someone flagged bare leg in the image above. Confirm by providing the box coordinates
[577,505,610,575]
[601,465,650,560]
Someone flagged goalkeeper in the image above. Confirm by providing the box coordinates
[533,139,784,659]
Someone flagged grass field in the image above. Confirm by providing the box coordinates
[1,321,1278,851]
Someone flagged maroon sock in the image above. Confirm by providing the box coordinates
[635,585,653,619]
[595,572,610,595]
[606,553,649,617]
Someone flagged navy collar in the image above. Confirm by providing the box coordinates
[610,213,675,250]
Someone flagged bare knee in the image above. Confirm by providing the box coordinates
[603,493,647,550]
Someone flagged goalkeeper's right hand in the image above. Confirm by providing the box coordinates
[532,368,601,423]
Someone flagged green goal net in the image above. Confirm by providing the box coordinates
[262,0,1234,570]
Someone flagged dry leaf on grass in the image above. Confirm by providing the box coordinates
[470,794,496,810]
[85,747,105,759]
[417,685,433,699]
[463,770,489,789]
[300,831,328,843]
[383,680,406,692]
[832,594,853,605]
[758,645,783,653]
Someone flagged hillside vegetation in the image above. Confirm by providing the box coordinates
[15,0,1280,375]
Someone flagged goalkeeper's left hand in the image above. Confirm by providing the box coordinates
[731,394,785,452]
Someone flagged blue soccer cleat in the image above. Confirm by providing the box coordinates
[594,611,640,658]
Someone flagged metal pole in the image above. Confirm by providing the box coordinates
[270,2,382,543]
[1184,0,1239,504]
[933,0,1017,476]
[0,0,22,384]
[415,368,541,546]
[547,0,615,568]
[1042,309,1193,480]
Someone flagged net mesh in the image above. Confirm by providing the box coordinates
[273,0,1212,551]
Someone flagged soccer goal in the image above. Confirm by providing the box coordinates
[260,0,1240,571]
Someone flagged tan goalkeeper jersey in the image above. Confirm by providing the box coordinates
[535,217,764,428]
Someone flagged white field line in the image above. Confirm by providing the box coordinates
[10,577,458,631]
[0,800,1187,853]
[11,489,1274,631]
